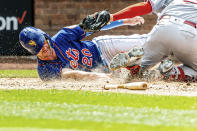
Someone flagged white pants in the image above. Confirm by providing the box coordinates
[142,17,197,79]
[92,34,148,67]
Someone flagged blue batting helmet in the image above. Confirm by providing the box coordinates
[19,27,53,55]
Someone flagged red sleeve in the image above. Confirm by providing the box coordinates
[113,1,152,21]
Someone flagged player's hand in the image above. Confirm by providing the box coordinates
[79,10,111,32]
[123,16,144,26]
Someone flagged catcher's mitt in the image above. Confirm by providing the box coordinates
[79,10,110,32]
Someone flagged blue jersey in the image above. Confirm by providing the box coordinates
[36,21,125,80]
[51,25,104,71]
[21,20,124,80]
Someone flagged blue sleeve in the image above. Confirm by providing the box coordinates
[71,20,124,38]
[101,20,124,31]
[84,20,124,38]
[62,25,86,41]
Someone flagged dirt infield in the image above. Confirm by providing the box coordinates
[0,57,197,97]
[0,77,197,97]
[0,56,37,70]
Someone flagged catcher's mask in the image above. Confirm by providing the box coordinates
[19,27,53,55]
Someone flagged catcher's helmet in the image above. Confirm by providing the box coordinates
[19,27,53,55]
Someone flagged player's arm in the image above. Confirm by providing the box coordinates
[111,1,152,21]
[101,16,144,31]
[62,69,111,80]
[80,1,153,32]
[63,21,128,39]
[85,16,144,37]
[61,25,86,41]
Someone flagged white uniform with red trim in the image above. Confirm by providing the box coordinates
[142,0,197,80]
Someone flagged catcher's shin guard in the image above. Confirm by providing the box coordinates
[110,47,144,70]
[168,67,197,82]
[159,59,195,82]
[126,65,142,76]
[158,58,174,74]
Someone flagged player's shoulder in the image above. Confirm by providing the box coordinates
[62,25,84,32]
[64,25,78,29]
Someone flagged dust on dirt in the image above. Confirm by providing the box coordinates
[0,77,197,97]
[0,58,197,97]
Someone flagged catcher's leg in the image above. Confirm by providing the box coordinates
[141,58,174,81]
[158,58,174,74]
[110,46,144,70]
[159,59,197,82]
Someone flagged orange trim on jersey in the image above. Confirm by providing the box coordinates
[38,62,61,66]
[53,43,92,71]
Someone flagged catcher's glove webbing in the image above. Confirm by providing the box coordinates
[79,10,110,32]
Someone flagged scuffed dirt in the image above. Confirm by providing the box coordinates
[0,61,197,97]
[0,78,197,97]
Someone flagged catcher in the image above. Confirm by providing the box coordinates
[19,17,146,81]
[81,0,197,82]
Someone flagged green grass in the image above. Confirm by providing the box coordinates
[0,70,197,130]
[0,90,197,131]
[0,70,38,78]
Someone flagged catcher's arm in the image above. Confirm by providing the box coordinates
[80,2,150,33]
[85,16,144,37]
[111,2,152,21]
[101,16,144,31]
[84,19,125,37]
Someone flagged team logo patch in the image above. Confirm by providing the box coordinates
[28,40,37,46]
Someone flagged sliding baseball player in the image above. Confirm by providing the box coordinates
[19,17,146,81]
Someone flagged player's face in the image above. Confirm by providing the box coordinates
[37,40,57,61]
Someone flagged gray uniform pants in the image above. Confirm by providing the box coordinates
[92,34,147,67]
[142,17,197,78]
